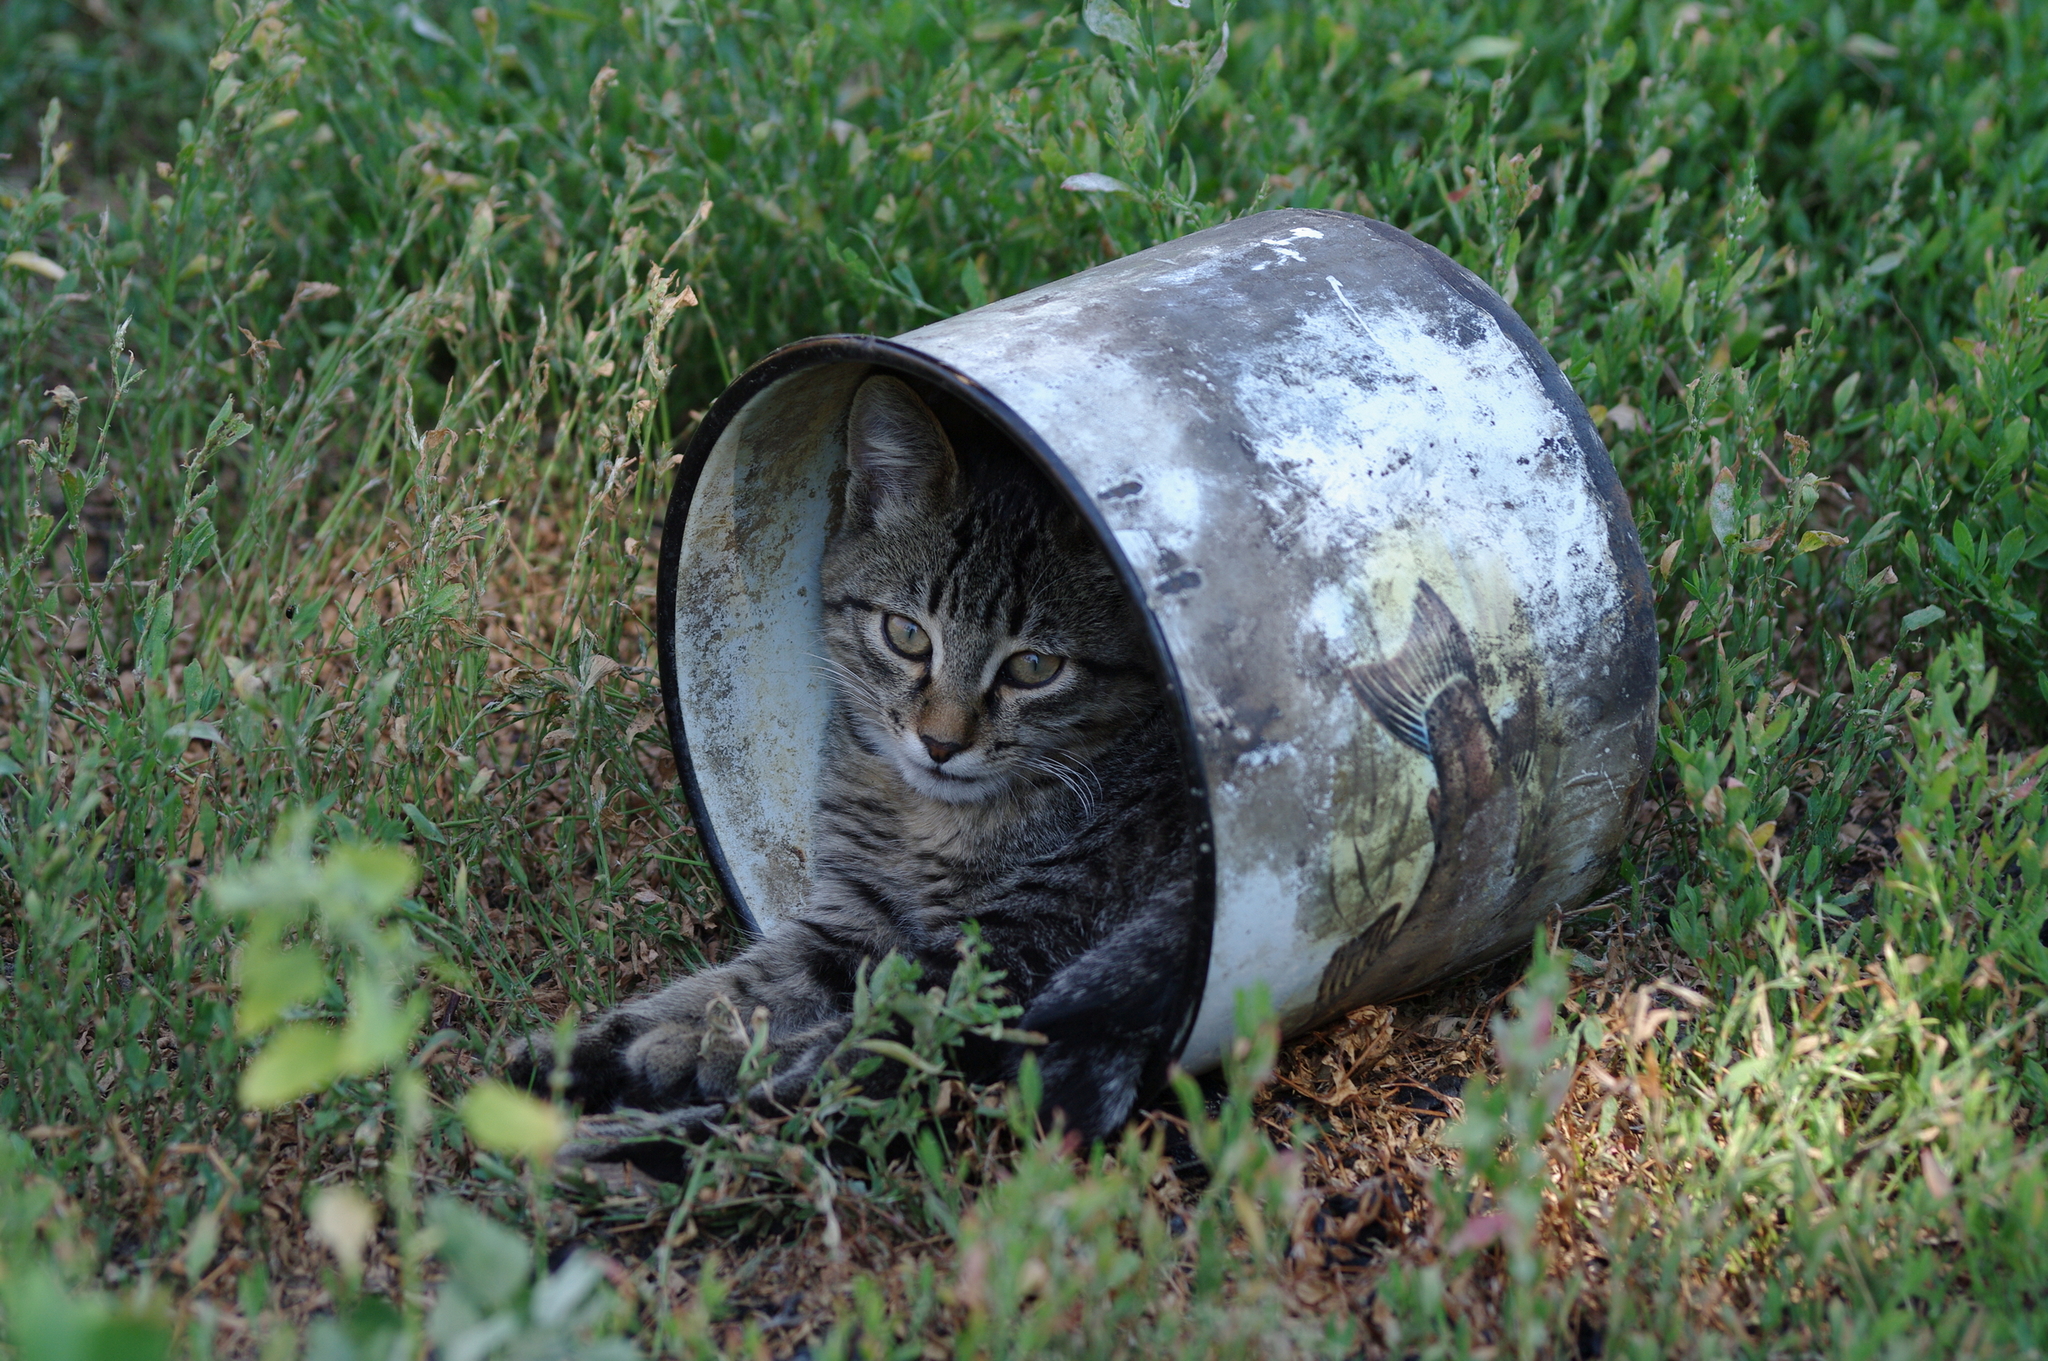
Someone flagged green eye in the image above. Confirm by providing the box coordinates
[1002,650,1065,687]
[883,613,931,659]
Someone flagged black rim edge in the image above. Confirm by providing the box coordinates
[655,334,1218,1075]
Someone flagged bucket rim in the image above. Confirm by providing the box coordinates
[655,333,1219,1072]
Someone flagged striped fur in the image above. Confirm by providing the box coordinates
[512,376,1196,1142]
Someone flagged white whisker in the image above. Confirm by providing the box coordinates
[1017,749,1100,819]
[808,651,889,711]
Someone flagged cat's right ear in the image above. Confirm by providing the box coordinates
[845,375,958,529]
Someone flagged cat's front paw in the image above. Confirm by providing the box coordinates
[506,998,766,1113]
[1019,961,1184,1143]
[504,1010,694,1112]
[1019,947,1179,1143]
[1033,1034,1150,1144]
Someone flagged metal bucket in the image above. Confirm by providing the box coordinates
[656,209,1657,1074]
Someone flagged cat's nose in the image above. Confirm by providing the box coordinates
[921,735,966,764]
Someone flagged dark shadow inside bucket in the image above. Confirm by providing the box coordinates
[657,346,1216,1074]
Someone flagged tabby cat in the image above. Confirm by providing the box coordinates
[510,374,1197,1141]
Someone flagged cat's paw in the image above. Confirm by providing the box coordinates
[504,1010,681,1112]
[618,1011,746,1106]
[1019,943,1180,1143]
[1033,1034,1149,1143]
[1021,990,1152,1141]
[506,997,771,1113]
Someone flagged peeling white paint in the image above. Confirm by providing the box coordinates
[1250,225,1329,270]
[1306,582,1352,651]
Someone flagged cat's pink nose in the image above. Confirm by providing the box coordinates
[921,735,965,764]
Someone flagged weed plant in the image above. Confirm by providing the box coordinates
[2,0,2045,1357]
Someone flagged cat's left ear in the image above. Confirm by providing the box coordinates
[845,375,958,528]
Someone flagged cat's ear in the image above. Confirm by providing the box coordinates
[845,375,958,528]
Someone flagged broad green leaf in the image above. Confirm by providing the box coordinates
[239,1022,345,1108]
[309,1186,377,1282]
[207,857,322,914]
[201,399,253,450]
[1452,34,1519,64]
[459,1081,569,1159]
[1727,243,1767,294]
[1995,527,2030,577]
[426,1196,531,1311]
[163,720,225,748]
[395,2,458,46]
[1842,31,1900,59]
[1902,605,1946,632]
[322,843,418,918]
[400,802,447,845]
[338,990,426,1072]
[1082,0,1140,51]
[83,1314,175,1361]
[1718,1056,1772,1094]
[235,943,328,1036]
[857,1038,944,1073]
[4,249,69,280]
[1203,22,1230,81]
[1707,467,1737,542]
[422,583,465,618]
[958,259,990,309]
[1386,66,1434,99]
[181,1204,223,1282]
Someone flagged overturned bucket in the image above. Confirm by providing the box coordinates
[656,209,1658,1074]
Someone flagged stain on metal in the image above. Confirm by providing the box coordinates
[656,210,1658,1074]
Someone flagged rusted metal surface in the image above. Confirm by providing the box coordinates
[658,209,1657,1074]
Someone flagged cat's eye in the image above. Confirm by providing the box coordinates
[1002,650,1065,687]
[882,613,932,660]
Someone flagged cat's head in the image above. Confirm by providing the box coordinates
[819,375,1159,805]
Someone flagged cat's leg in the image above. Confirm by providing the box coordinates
[991,906,1195,1143]
[507,914,873,1114]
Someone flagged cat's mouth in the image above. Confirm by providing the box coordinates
[899,753,1000,803]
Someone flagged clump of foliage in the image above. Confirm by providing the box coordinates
[3,0,2045,1356]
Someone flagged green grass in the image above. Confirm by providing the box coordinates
[2,0,2045,1356]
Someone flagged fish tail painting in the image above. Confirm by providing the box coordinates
[1344,582,1483,762]
[1318,581,1539,1009]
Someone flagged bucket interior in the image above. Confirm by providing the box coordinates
[660,349,1215,1052]
[664,360,860,928]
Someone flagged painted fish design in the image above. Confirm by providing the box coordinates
[1318,581,1541,1009]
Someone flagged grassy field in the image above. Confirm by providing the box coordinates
[3,0,2045,1356]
